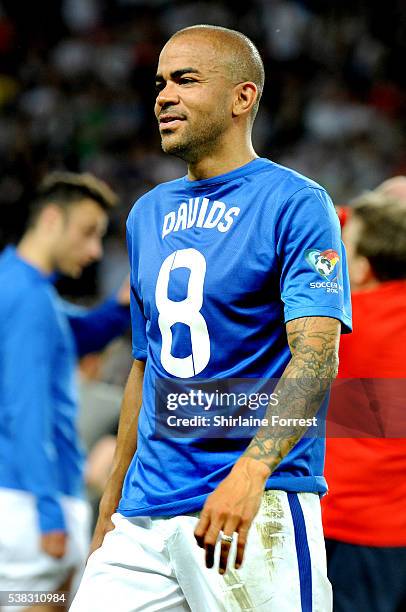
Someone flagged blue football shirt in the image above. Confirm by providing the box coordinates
[118,157,352,518]
[0,246,130,533]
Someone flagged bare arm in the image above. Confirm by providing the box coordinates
[194,316,340,573]
[243,315,340,470]
[90,358,145,554]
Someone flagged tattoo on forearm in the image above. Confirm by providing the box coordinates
[244,317,340,472]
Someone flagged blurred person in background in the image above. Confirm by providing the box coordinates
[323,177,406,612]
[78,337,132,530]
[0,172,130,612]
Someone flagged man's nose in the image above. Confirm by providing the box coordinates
[89,239,103,261]
[156,82,179,109]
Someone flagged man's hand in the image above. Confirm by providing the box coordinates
[117,275,130,307]
[41,530,67,558]
[194,457,270,574]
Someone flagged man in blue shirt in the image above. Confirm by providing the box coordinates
[72,26,351,612]
[0,172,130,609]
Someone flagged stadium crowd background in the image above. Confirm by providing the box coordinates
[0,0,405,302]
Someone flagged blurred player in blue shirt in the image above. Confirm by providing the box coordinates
[0,172,130,609]
[72,26,351,612]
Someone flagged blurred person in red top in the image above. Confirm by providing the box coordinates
[323,177,406,612]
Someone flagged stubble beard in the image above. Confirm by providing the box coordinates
[160,116,227,163]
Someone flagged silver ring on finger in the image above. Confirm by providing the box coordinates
[220,534,233,544]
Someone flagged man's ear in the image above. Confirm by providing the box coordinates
[232,82,257,118]
[39,204,64,230]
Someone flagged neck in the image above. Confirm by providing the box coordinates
[17,231,55,275]
[186,131,258,181]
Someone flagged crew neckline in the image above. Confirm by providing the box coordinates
[181,157,270,189]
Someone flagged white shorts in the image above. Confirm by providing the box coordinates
[70,491,331,612]
[0,488,91,612]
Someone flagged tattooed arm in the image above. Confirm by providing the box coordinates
[194,316,340,573]
[244,315,340,471]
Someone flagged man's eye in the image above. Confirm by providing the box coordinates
[155,83,165,92]
[179,78,195,85]
[83,228,97,238]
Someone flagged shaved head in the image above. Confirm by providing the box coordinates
[170,25,265,118]
[155,25,264,168]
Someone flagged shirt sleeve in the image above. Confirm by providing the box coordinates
[126,214,148,361]
[276,186,352,332]
[6,291,66,533]
[63,298,130,357]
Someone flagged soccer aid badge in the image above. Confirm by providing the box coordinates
[306,248,341,293]
[305,248,340,279]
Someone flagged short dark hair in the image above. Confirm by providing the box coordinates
[29,171,118,226]
[351,191,406,281]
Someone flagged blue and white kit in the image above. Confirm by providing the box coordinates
[119,157,352,518]
[0,246,130,533]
